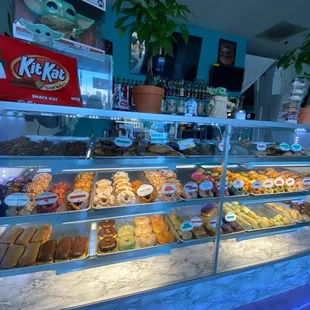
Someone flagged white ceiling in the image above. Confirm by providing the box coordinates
[179,0,310,58]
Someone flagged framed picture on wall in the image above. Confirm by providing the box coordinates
[217,39,237,66]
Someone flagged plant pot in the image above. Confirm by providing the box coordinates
[133,85,164,113]
[299,108,310,124]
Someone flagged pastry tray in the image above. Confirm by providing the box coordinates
[91,137,183,159]
[96,215,180,256]
[5,172,92,218]
[238,203,296,232]
[0,222,91,272]
[0,135,91,158]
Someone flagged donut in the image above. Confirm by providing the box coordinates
[115,186,133,195]
[96,186,113,195]
[98,220,115,229]
[139,233,156,248]
[118,235,136,251]
[178,230,193,240]
[98,237,117,253]
[134,216,151,226]
[140,191,157,204]
[183,191,198,200]
[149,214,164,223]
[94,194,116,208]
[114,177,130,186]
[135,224,152,237]
[160,192,177,202]
[116,191,136,205]
[118,224,135,238]
[98,226,117,239]
[113,172,129,181]
[152,220,169,234]
[161,170,177,179]
[131,180,143,194]
[96,179,112,188]
[67,201,85,211]
[156,231,176,245]
[199,189,214,198]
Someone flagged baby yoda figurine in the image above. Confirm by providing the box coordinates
[24,0,95,39]
[207,87,235,118]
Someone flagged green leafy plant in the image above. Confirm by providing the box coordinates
[278,34,310,80]
[112,0,191,85]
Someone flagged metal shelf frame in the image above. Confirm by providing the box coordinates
[0,103,309,280]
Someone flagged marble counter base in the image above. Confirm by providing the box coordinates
[1,228,310,310]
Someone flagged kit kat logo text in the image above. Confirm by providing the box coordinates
[10,55,69,91]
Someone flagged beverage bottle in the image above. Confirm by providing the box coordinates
[180,80,184,97]
[172,80,176,97]
[139,80,143,86]
[176,80,180,97]
[194,83,199,98]
[202,84,206,100]
[167,80,172,96]
[187,83,192,97]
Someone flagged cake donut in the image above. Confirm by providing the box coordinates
[149,214,164,223]
[98,237,117,253]
[131,180,143,194]
[118,224,135,238]
[139,233,156,248]
[118,235,136,251]
[94,194,115,208]
[116,191,136,205]
[134,216,151,226]
[135,224,152,237]
[156,231,176,244]
[96,179,112,189]
[152,220,169,234]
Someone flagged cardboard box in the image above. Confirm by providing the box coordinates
[13,0,106,59]
[0,35,82,107]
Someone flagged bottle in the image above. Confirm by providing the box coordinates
[180,80,184,98]
[194,83,199,98]
[167,80,172,97]
[187,83,192,98]
[198,83,202,99]
[176,80,180,97]
[139,80,143,86]
[172,80,176,97]
[122,78,126,86]
[135,80,139,87]
[202,84,206,100]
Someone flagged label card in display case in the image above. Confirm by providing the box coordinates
[286,178,295,187]
[225,212,236,222]
[184,182,198,193]
[216,182,228,190]
[4,193,30,207]
[252,181,262,189]
[302,177,310,186]
[280,142,290,152]
[180,221,194,232]
[218,141,231,152]
[178,139,196,151]
[35,192,58,205]
[263,179,274,188]
[199,181,213,191]
[114,137,133,148]
[291,143,302,152]
[67,190,89,203]
[162,183,176,195]
[233,179,244,189]
[190,216,203,227]
[137,185,153,197]
[275,178,285,187]
[256,142,267,151]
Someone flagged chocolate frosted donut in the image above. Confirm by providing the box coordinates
[98,227,117,239]
[98,237,117,253]
[98,220,115,229]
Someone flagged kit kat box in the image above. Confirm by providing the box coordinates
[0,35,82,106]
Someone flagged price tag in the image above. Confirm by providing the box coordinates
[218,141,231,152]
[225,212,236,222]
[4,193,30,207]
[233,179,244,189]
[180,221,194,232]
[82,0,106,11]
[291,143,302,152]
[67,190,89,203]
[275,178,284,187]
[280,142,290,152]
[199,180,213,191]
[137,184,153,197]
[263,179,274,188]
[162,183,176,195]
[209,217,222,229]
[286,178,295,187]
[256,142,267,152]
[190,216,203,227]
[216,182,228,190]
[178,139,196,151]
[184,182,198,193]
[252,180,262,189]
[35,192,58,205]
[114,136,133,148]
[150,130,168,144]
[302,177,310,186]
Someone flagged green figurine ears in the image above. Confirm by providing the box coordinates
[24,0,94,30]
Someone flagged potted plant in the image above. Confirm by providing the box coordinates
[278,34,310,123]
[112,0,191,113]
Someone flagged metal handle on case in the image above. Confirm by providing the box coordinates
[236,227,301,242]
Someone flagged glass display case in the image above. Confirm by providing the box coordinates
[0,100,310,286]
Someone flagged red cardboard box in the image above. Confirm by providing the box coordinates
[0,35,82,107]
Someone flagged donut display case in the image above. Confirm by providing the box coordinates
[1,101,310,298]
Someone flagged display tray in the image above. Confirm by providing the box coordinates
[0,136,91,158]
[4,172,93,218]
[96,215,180,256]
[0,222,91,271]
[240,203,296,232]
[91,138,183,159]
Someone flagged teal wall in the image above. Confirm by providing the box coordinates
[104,6,247,86]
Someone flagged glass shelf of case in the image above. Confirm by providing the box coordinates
[1,101,310,130]
[166,96,209,103]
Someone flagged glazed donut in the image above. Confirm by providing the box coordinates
[98,237,117,253]
[139,233,156,248]
[96,179,112,188]
[199,189,214,198]
[156,231,176,245]
[183,191,198,200]
[94,194,115,208]
[135,224,153,237]
[152,220,169,234]
[96,186,113,195]
[116,182,132,189]
[113,172,129,181]
[115,186,133,194]
[134,216,151,226]
[114,177,130,186]
[98,226,117,239]
[98,220,115,229]
[118,235,136,251]
[118,224,135,238]
[116,191,136,205]
[140,191,157,204]
[149,214,164,223]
